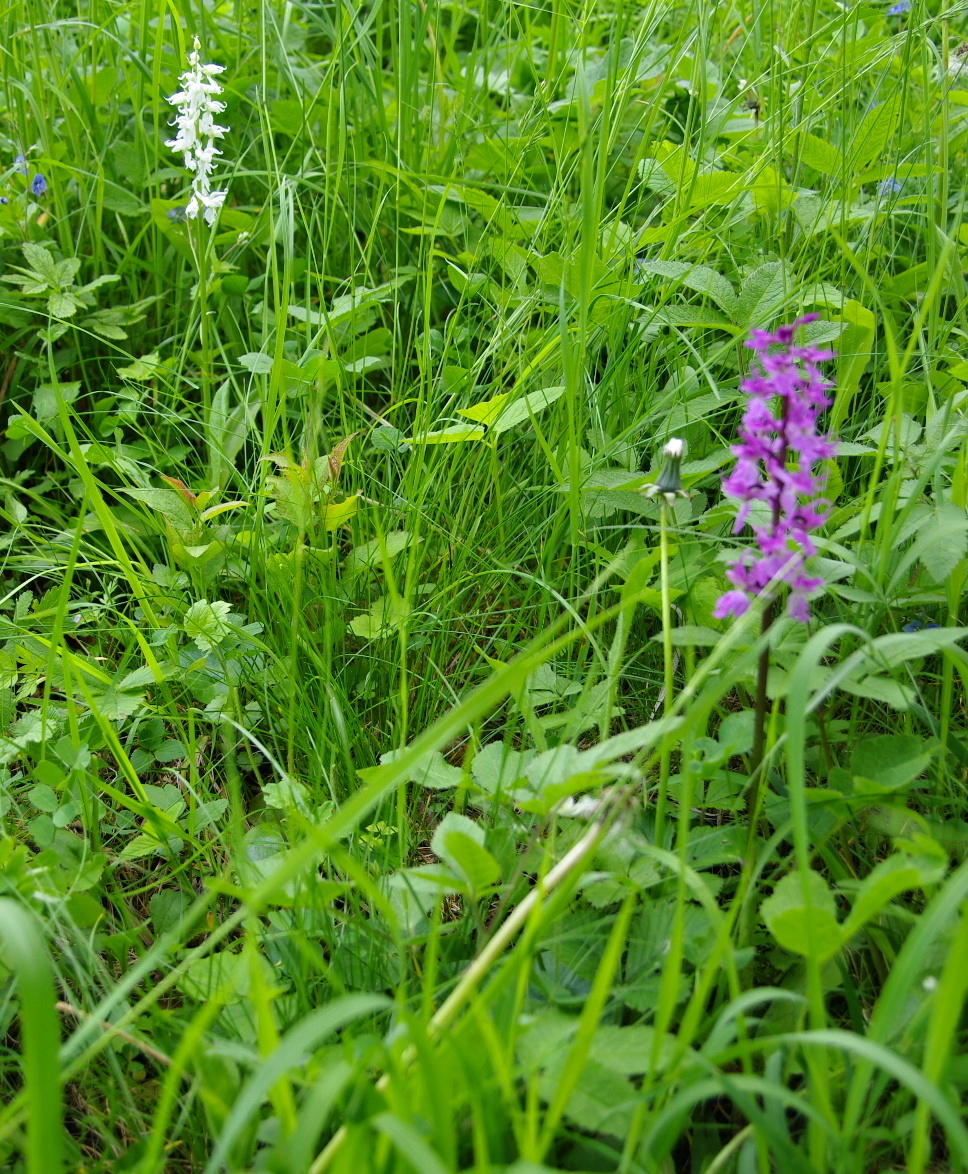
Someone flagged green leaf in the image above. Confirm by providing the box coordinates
[48,291,80,318]
[849,734,935,794]
[685,170,744,210]
[851,94,901,170]
[101,180,144,216]
[470,742,532,795]
[799,133,842,176]
[867,627,968,670]
[651,625,722,647]
[348,594,411,639]
[239,351,275,375]
[431,812,500,892]
[182,599,234,651]
[635,260,737,316]
[457,384,565,436]
[178,949,279,1004]
[734,261,795,329]
[379,747,463,789]
[841,852,946,942]
[913,504,968,582]
[761,870,843,961]
[840,673,913,710]
[346,531,420,577]
[21,242,60,284]
[149,889,189,934]
[125,488,196,530]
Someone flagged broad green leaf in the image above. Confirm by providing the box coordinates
[346,531,420,577]
[651,625,722,647]
[117,352,164,381]
[686,171,744,209]
[635,260,737,316]
[912,504,968,582]
[178,949,280,1004]
[866,627,968,670]
[830,299,876,432]
[461,384,565,435]
[239,351,274,375]
[839,673,913,709]
[431,812,499,892]
[734,261,795,329]
[799,133,842,175]
[48,291,79,318]
[149,889,189,934]
[182,599,234,651]
[841,853,946,941]
[405,424,486,444]
[125,488,196,530]
[851,94,901,170]
[21,242,60,284]
[470,742,532,795]
[850,734,935,793]
[761,870,843,961]
[320,493,359,530]
[348,594,411,639]
[747,165,797,215]
[101,180,143,216]
[379,747,463,790]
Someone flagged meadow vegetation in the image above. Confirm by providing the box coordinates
[0,0,967,1171]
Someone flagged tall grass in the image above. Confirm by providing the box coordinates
[0,0,966,1171]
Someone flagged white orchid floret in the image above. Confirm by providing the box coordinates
[166,36,229,226]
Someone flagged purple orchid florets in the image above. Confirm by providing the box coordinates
[714,314,837,624]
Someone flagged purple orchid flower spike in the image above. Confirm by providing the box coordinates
[714,314,837,623]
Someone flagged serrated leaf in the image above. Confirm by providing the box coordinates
[21,242,59,284]
[734,261,795,329]
[635,260,737,316]
[914,505,968,582]
[799,133,842,176]
[182,599,234,651]
[851,95,901,171]
[48,291,79,318]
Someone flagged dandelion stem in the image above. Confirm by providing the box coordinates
[654,498,675,845]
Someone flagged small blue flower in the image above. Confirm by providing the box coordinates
[0,197,7,205]
[887,0,910,13]
[166,205,189,222]
[30,173,47,196]
[878,177,902,196]
[13,154,28,175]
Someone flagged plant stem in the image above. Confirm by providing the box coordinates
[653,499,675,845]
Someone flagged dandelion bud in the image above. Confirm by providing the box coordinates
[643,437,690,506]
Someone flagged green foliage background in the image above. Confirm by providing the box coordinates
[0,0,967,1171]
